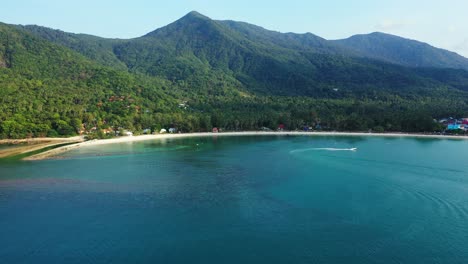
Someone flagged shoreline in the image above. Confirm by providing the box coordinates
[0,136,84,159]
[22,131,468,161]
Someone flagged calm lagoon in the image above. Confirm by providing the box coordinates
[1,136,468,263]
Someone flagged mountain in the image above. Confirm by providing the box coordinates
[18,25,127,70]
[1,12,468,139]
[23,12,468,74]
[110,12,468,97]
[21,11,468,97]
[334,32,468,70]
[0,22,180,138]
[217,19,348,55]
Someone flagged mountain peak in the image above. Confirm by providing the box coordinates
[182,11,210,20]
[369,31,391,36]
[143,11,214,38]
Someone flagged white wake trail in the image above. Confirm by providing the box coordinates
[290,147,357,154]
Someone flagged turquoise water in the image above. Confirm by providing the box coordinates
[1,135,468,263]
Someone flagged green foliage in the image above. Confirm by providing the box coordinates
[333,32,468,70]
[1,14,468,139]
[0,23,180,138]
[24,13,468,98]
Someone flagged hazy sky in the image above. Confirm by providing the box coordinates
[3,0,468,57]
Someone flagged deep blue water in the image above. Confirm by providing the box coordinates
[1,135,468,263]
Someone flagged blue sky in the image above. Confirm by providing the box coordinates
[3,0,468,57]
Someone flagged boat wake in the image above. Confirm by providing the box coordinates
[290,147,357,154]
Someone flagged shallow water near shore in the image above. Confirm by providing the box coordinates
[1,135,468,263]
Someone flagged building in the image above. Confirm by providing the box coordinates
[447,124,462,130]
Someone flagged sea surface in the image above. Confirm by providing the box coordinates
[1,135,468,263]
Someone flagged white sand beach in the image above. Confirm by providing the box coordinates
[22,131,468,161]
[0,136,84,159]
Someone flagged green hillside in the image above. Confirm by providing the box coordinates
[0,23,182,138]
[112,12,468,100]
[1,12,468,139]
[21,12,468,97]
[19,25,128,70]
[334,32,468,70]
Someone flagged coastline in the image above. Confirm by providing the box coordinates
[0,136,84,159]
[22,131,468,161]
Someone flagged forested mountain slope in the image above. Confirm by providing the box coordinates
[22,12,468,97]
[0,23,181,138]
[333,32,468,70]
[1,12,468,138]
